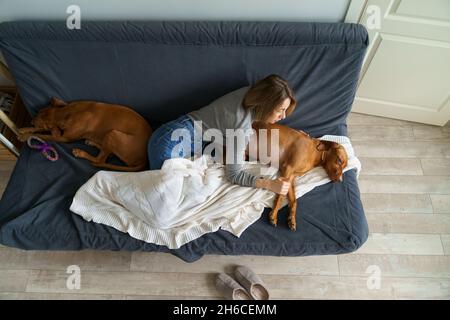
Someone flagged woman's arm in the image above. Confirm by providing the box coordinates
[224,136,290,195]
[225,164,290,195]
[224,163,257,187]
[255,177,290,195]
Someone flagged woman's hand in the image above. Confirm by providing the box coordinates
[256,177,291,195]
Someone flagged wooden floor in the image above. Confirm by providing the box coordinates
[0,112,449,300]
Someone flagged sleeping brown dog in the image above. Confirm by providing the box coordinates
[250,121,348,231]
[18,97,152,171]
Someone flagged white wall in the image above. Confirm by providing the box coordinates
[0,0,350,85]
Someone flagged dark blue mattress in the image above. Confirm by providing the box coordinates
[0,21,368,262]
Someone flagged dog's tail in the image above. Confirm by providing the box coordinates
[90,162,147,172]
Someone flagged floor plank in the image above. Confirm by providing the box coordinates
[441,235,450,255]
[361,194,433,213]
[366,213,450,234]
[421,159,450,176]
[0,270,30,292]
[431,195,450,213]
[348,113,413,126]
[349,126,414,142]
[26,270,220,297]
[125,295,219,300]
[23,269,450,299]
[262,275,450,299]
[131,252,339,276]
[352,141,450,158]
[0,151,16,161]
[338,254,450,278]
[0,292,126,300]
[359,158,423,175]
[356,233,444,255]
[26,250,131,272]
[413,125,450,141]
[0,160,16,171]
[0,245,28,269]
[359,176,450,194]
[0,246,132,272]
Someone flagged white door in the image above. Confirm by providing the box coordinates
[345,0,450,126]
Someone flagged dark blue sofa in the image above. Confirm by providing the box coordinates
[0,21,368,262]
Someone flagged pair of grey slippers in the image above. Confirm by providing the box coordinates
[216,266,269,300]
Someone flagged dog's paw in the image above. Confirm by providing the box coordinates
[288,214,297,231]
[288,220,296,231]
[17,133,30,142]
[268,211,278,227]
[72,148,85,158]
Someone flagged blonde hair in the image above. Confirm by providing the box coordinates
[242,74,297,121]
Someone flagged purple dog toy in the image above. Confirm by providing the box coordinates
[27,136,59,162]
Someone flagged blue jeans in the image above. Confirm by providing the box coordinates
[148,115,202,170]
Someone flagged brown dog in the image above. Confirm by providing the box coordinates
[18,97,152,171]
[250,121,348,231]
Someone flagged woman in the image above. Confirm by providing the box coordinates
[148,74,297,195]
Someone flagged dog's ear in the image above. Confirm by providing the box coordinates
[331,142,340,149]
[317,140,339,151]
[49,97,67,108]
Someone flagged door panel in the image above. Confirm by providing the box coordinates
[346,0,450,125]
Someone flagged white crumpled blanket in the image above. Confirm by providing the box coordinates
[70,135,361,249]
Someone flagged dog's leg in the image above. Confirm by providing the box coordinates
[72,148,110,164]
[269,165,294,227]
[94,129,143,169]
[17,127,51,141]
[269,194,284,227]
[18,127,43,134]
[18,126,67,142]
[73,131,125,169]
[287,182,297,231]
[85,139,101,149]
[19,133,71,143]
[73,133,111,164]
